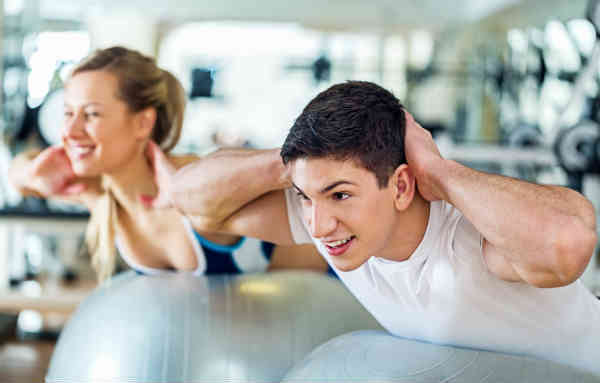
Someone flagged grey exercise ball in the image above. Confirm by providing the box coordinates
[45,271,382,383]
[282,330,600,383]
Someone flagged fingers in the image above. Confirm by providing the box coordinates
[403,109,415,124]
[403,111,424,132]
[47,145,66,154]
[145,140,165,165]
[146,140,176,173]
[35,146,58,164]
[404,110,425,132]
[143,140,176,210]
[35,146,71,167]
[145,140,157,163]
[45,146,70,162]
[60,182,87,196]
[139,194,154,208]
[403,111,420,138]
[155,142,172,168]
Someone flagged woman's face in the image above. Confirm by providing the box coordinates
[62,70,142,177]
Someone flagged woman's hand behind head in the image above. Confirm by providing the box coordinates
[28,146,88,197]
[141,141,177,209]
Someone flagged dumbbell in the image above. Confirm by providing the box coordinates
[554,120,600,174]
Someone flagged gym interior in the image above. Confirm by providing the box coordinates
[1,0,600,382]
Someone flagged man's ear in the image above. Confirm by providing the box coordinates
[391,164,415,211]
[134,107,157,140]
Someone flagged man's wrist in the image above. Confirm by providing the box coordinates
[273,149,292,189]
[428,158,458,202]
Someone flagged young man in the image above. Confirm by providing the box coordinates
[145,81,600,373]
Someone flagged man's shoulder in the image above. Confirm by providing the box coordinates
[423,201,483,267]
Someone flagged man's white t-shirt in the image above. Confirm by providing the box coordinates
[285,189,600,374]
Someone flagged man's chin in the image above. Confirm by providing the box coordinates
[332,257,367,273]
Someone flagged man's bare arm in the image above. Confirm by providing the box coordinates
[146,143,296,244]
[405,113,597,287]
[437,161,595,287]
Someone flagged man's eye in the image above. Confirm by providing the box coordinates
[333,192,349,201]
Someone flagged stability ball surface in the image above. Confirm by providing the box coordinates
[282,330,600,382]
[46,271,382,383]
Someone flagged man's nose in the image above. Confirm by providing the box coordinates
[309,205,337,239]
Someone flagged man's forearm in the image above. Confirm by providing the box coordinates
[170,148,289,224]
[432,159,597,277]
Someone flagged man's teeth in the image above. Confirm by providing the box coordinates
[328,237,352,247]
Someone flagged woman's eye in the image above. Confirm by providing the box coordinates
[64,111,73,118]
[333,192,349,201]
[296,191,310,201]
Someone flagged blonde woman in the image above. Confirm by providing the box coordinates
[9,46,328,281]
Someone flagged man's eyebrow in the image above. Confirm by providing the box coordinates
[320,181,356,194]
[291,181,356,195]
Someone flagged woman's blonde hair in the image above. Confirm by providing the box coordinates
[73,46,186,281]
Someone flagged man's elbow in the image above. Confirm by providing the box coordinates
[553,221,597,286]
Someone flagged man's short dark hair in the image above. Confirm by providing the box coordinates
[281,81,406,188]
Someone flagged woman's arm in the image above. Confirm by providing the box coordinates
[9,146,101,209]
[10,148,45,198]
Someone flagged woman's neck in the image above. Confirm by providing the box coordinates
[102,147,158,213]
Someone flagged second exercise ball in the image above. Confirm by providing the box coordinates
[282,330,599,383]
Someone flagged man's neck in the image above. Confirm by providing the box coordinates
[382,193,431,263]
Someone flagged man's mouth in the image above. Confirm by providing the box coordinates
[325,236,355,248]
[324,236,356,256]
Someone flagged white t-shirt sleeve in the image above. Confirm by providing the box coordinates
[451,212,487,271]
[284,188,313,244]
